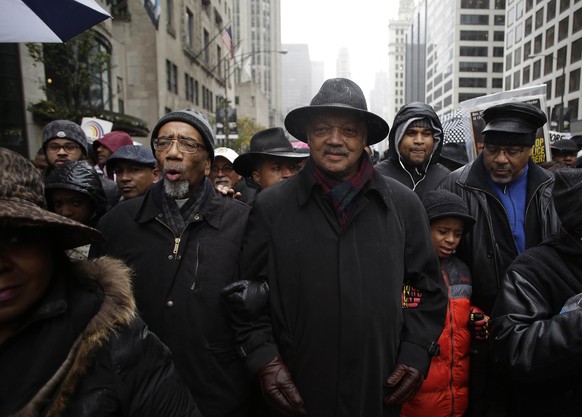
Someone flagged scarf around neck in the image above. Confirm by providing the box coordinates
[161,178,211,236]
[309,154,374,227]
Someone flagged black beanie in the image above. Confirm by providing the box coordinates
[422,190,476,232]
[408,118,433,130]
[552,168,582,234]
[150,109,215,161]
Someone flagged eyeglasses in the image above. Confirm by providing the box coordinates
[46,142,80,153]
[153,137,206,154]
[210,165,234,175]
[483,144,527,158]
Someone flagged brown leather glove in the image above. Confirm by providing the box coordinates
[384,363,424,405]
[257,356,307,416]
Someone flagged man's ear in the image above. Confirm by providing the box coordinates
[204,157,211,176]
[251,170,261,187]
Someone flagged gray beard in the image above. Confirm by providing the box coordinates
[163,179,190,199]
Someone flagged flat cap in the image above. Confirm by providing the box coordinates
[106,145,157,169]
[482,102,547,135]
[550,139,579,153]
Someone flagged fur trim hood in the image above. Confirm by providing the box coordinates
[12,257,136,417]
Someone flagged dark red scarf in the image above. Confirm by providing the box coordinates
[309,154,374,227]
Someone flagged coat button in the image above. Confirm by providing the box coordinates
[168,255,173,260]
[194,214,200,220]
[166,300,174,307]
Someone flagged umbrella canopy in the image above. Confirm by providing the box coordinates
[1,0,111,43]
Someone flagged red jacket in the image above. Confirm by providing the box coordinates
[402,256,472,417]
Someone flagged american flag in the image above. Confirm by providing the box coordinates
[221,27,235,58]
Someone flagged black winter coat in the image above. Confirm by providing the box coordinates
[90,179,253,417]
[438,155,560,314]
[375,102,450,198]
[491,231,582,416]
[0,257,200,417]
[234,166,448,417]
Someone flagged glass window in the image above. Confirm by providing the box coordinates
[525,16,532,36]
[544,54,554,76]
[574,7,582,34]
[514,47,522,65]
[505,75,512,89]
[506,53,513,70]
[533,59,542,79]
[459,62,488,72]
[166,0,174,26]
[560,0,571,13]
[526,0,534,11]
[514,71,521,88]
[494,31,505,41]
[572,38,582,63]
[556,71,565,100]
[461,30,489,40]
[523,66,531,84]
[493,62,504,72]
[461,0,490,8]
[492,78,503,88]
[523,41,531,61]
[494,15,505,25]
[460,77,487,87]
[558,17,569,42]
[461,14,490,24]
[495,0,506,8]
[460,46,488,56]
[493,47,504,57]
[546,27,555,49]
[569,99,579,122]
[444,95,452,107]
[534,34,543,54]
[535,8,544,29]
[545,80,552,99]
[185,8,193,48]
[204,30,210,63]
[557,46,568,69]
[547,0,556,21]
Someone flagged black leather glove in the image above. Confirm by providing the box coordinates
[220,280,269,320]
[384,363,424,405]
[258,356,307,416]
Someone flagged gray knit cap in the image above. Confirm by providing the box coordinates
[150,109,215,161]
[42,120,88,155]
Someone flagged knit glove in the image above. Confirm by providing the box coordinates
[402,284,422,309]
[384,363,424,405]
[258,356,307,416]
[220,280,269,320]
[469,307,490,341]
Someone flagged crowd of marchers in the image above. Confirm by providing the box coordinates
[2,77,582,417]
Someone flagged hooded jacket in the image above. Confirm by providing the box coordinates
[1,257,201,417]
[45,161,108,226]
[491,232,582,416]
[376,102,450,198]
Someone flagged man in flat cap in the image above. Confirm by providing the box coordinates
[550,139,579,168]
[229,78,447,417]
[439,102,560,417]
[105,144,160,200]
[90,109,255,417]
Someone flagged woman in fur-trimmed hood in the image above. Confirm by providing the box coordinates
[0,147,201,417]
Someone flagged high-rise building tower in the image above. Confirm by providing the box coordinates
[233,0,285,126]
[336,47,351,79]
[504,0,582,133]
[387,0,414,124]
[281,44,312,116]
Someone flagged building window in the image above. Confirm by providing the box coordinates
[494,31,505,41]
[534,34,543,54]
[525,17,532,36]
[459,62,488,72]
[558,17,569,42]
[493,62,504,72]
[545,80,553,100]
[558,45,568,69]
[506,54,513,70]
[461,14,489,24]
[526,0,534,12]
[544,54,554,76]
[460,30,489,40]
[186,8,194,48]
[495,0,506,9]
[523,66,531,84]
[444,95,452,107]
[535,8,544,29]
[167,0,174,27]
[460,77,487,87]
[514,71,521,88]
[546,27,555,49]
[560,0,570,13]
[461,0,490,8]
[533,59,542,79]
[492,78,503,88]
[569,99,579,121]
[547,0,556,21]
[494,15,505,25]
[166,59,177,93]
[194,80,199,105]
[523,42,531,61]
[575,8,582,34]
[514,47,522,66]
[204,30,210,63]
[493,47,504,57]
[460,46,488,56]
[505,75,512,89]
[572,38,582,63]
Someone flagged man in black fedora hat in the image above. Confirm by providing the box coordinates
[229,78,447,417]
[234,127,307,192]
[550,139,579,168]
[439,101,560,416]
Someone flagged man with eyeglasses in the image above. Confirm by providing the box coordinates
[439,102,560,417]
[90,109,255,417]
[208,147,256,203]
[41,119,120,209]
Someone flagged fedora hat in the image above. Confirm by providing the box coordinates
[234,127,306,177]
[0,147,103,249]
[284,78,390,145]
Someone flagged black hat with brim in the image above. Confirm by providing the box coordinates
[234,127,307,177]
[284,78,389,145]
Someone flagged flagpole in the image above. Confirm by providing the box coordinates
[192,21,232,61]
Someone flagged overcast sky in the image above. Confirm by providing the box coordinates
[280,0,399,95]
